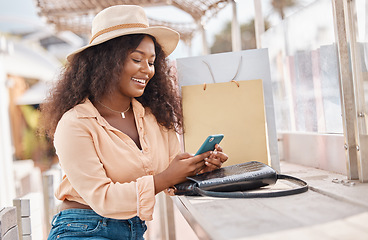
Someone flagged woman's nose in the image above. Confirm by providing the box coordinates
[140,61,151,73]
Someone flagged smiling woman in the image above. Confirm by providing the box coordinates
[117,36,156,101]
[39,5,228,240]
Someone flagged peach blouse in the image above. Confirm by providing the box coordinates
[54,98,181,221]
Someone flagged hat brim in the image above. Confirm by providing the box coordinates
[66,26,179,62]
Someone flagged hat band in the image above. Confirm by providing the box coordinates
[89,23,149,44]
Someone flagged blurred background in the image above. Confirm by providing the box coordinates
[0,0,316,169]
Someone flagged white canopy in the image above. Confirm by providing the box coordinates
[1,41,61,82]
[16,80,54,105]
[0,40,61,105]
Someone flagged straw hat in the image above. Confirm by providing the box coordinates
[67,5,180,61]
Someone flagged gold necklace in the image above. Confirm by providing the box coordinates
[98,101,131,118]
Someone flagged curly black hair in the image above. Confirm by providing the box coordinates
[40,34,183,138]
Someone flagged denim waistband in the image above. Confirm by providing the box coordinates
[58,208,102,217]
[52,208,143,226]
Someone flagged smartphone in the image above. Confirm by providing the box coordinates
[195,134,224,156]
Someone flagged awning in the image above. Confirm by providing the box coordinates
[1,41,61,82]
[16,81,53,105]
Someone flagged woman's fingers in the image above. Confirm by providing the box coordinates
[216,152,228,163]
[213,145,228,163]
[214,144,223,152]
[205,155,222,168]
[200,147,229,173]
[174,150,227,176]
[193,151,211,162]
[188,152,210,175]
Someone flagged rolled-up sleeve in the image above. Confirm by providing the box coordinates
[54,113,156,220]
[136,175,155,221]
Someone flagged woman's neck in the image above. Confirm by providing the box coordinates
[98,96,132,113]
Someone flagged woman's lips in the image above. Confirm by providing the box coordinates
[131,77,146,84]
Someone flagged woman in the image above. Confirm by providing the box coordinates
[41,5,228,240]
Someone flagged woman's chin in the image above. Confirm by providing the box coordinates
[132,90,145,98]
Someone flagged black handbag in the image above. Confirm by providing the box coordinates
[174,161,308,198]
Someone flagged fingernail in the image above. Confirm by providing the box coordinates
[205,161,209,165]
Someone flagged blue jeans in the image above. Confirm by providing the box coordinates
[47,209,147,240]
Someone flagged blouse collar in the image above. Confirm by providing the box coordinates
[73,98,146,127]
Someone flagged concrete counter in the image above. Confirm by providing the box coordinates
[172,162,368,240]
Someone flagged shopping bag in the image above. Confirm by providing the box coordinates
[181,78,268,166]
[177,49,279,170]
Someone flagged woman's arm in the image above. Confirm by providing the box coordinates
[153,152,211,194]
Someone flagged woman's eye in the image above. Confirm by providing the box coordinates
[132,58,154,66]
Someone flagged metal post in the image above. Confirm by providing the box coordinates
[197,20,209,55]
[165,195,176,240]
[157,193,176,240]
[231,0,242,51]
[42,173,54,233]
[361,0,368,183]
[187,41,192,57]
[332,0,360,180]
[0,38,16,207]
[366,0,368,40]
[253,0,265,49]
[344,0,368,182]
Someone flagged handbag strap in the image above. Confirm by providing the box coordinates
[193,174,308,198]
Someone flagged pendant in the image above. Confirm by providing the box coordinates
[121,112,126,118]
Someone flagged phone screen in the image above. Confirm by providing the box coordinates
[195,134,224,156]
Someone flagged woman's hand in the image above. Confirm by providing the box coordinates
[153,151,211,194]
[198,144,228,174]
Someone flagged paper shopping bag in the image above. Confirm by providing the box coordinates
[181,79,269,166]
